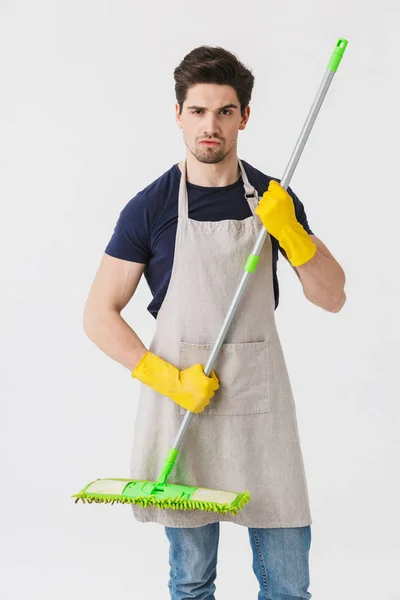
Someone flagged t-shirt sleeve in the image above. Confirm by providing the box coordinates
[278,186,314,258]
[288,186,313,235]
[105,193,151,264]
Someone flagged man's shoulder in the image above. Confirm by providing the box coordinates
[121,163,179,217]
[240,159,277,189]
[241,159,303,201]
[139,163,179,196]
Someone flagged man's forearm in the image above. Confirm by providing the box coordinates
[83,309,148,372]
[295,242,346,312]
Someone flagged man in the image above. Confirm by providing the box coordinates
[83,46,346,600]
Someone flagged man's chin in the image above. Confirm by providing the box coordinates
[194,149,225,164]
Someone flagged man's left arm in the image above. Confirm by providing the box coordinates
[291,235,346,313]
[254,180,346,314]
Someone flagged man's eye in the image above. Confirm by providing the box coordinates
[191,109,232,115]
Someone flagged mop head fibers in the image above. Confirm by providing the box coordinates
[73,478,250,514]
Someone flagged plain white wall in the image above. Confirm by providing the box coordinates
[1,1,399,598]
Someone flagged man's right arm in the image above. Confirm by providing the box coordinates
[83,253,148,372]
[83,253,219,413]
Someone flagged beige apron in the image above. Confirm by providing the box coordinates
[130,159,312,528]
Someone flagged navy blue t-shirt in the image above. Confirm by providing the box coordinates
[105,160,313,319]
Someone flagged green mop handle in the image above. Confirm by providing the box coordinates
[157,38,348,486]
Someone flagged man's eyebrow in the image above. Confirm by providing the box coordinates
[186,103,239,111]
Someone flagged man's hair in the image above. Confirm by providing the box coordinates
[174,46,254,117]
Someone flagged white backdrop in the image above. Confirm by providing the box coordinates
[1,1,399,598]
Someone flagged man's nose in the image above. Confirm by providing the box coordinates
[202,113,220,137]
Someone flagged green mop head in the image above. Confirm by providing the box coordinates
[73,448,250,514]
[73,478,250,514]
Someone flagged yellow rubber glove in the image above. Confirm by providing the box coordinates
[254,180,317,267]
[132,351,219,413]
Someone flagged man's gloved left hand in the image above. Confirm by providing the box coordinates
[254,180,317,267]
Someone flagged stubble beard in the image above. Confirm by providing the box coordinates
[191,141,232,164]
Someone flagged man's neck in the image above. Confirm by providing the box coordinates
[178,153,240,187]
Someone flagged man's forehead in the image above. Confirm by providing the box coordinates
[185,83,239,108]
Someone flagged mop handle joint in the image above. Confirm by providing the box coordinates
[244,253,260,273]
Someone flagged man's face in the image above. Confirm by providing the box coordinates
[175,83,250,164]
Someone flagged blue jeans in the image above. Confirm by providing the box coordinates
[165,523,312,600]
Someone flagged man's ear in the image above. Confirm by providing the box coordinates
[175,103,183,129]
[239,106,250,131]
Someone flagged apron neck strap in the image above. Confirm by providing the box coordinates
[178,159,259,218]
[238,159,259,214]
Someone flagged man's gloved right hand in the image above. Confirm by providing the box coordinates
[131,351,219,413]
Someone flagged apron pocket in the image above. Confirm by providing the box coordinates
[178,340,271,416]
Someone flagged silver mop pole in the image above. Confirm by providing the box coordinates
[170,38,348,457]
